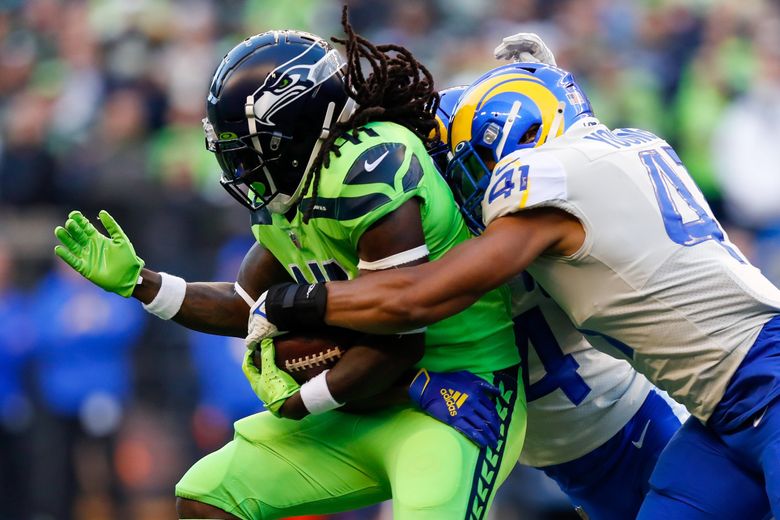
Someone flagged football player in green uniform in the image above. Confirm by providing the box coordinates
[53,17,526,520]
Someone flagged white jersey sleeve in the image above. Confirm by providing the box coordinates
[482,149,573,226]
[483,123,780,421]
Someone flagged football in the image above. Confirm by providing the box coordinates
[253,328,360,384]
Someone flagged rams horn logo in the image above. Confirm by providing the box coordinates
[250,44,343,127]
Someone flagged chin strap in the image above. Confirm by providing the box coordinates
[245,96,263,154]
[300,100,337,184]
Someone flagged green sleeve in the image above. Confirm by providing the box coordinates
[302,125,431,251]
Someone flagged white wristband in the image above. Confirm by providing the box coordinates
[299,370,343,415]
[142,272,186,320]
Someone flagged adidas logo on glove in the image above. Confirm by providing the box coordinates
[440,388,469,416]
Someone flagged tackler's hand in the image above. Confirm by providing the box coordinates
[54,210,144,297]
[408,369,501,448]
[494,32,557,66]
[246,290,284,351]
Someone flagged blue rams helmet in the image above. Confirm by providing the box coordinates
[446,62,593,234]
[204,30,354,213]
[428,85,467,174]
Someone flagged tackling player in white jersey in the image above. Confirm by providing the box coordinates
[435,83,687,520]
[257,60,780,519]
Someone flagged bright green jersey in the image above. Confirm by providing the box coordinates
[251,121,517,373]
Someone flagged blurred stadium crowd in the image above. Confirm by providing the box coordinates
[1,0,779,519]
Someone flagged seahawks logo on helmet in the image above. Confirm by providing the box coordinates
[250,43,345,127]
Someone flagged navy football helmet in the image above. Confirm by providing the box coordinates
[428,85,467,174]
[204,30,355,213]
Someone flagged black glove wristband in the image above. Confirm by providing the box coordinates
[265,282,328,331]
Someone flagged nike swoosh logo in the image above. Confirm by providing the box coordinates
[364,150,390,172]
[632,419,651,449]
[754,406,769,428]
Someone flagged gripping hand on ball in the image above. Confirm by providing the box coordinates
[242,338,300,417]
[54,210,144,297]
[494,32,557,66]
[246,291,283,351]
[409,369,500,448]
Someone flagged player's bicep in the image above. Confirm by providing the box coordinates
[475,207,578,281]
[356,198,429,335]
[236,242,292,304]
[356,197,429,274]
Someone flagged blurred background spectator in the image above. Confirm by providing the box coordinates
[712,16,780,284]
[187,236,265,455]
[0,241,35,520]
[1,0,779,518]
[28,261,145,520]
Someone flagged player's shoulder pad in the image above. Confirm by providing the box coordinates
[327,121,426,184]
[302,121,428,222]
[322,122,427,188]
[482,148,569,227]
[341,141,409,188]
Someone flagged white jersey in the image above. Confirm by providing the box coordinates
[508,272,653,467]
[483,120,780,421]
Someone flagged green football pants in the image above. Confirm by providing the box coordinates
[175,366,525,520]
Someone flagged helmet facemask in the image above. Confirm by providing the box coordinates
[445,140,494,235]
[204,118,295,211]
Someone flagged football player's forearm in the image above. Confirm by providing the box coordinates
[324,249,493,333]
[134,269,247,337]
[273,232,516,334]
[324,213,561,332]
[325,272,444,333]
[133,268,163,304]
[322,197,442,333]
[173,281,249,337]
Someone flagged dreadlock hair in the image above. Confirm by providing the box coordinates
[301,5,440,222]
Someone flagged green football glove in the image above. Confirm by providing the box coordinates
[54,210,144,298]
[242,338,300,417]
